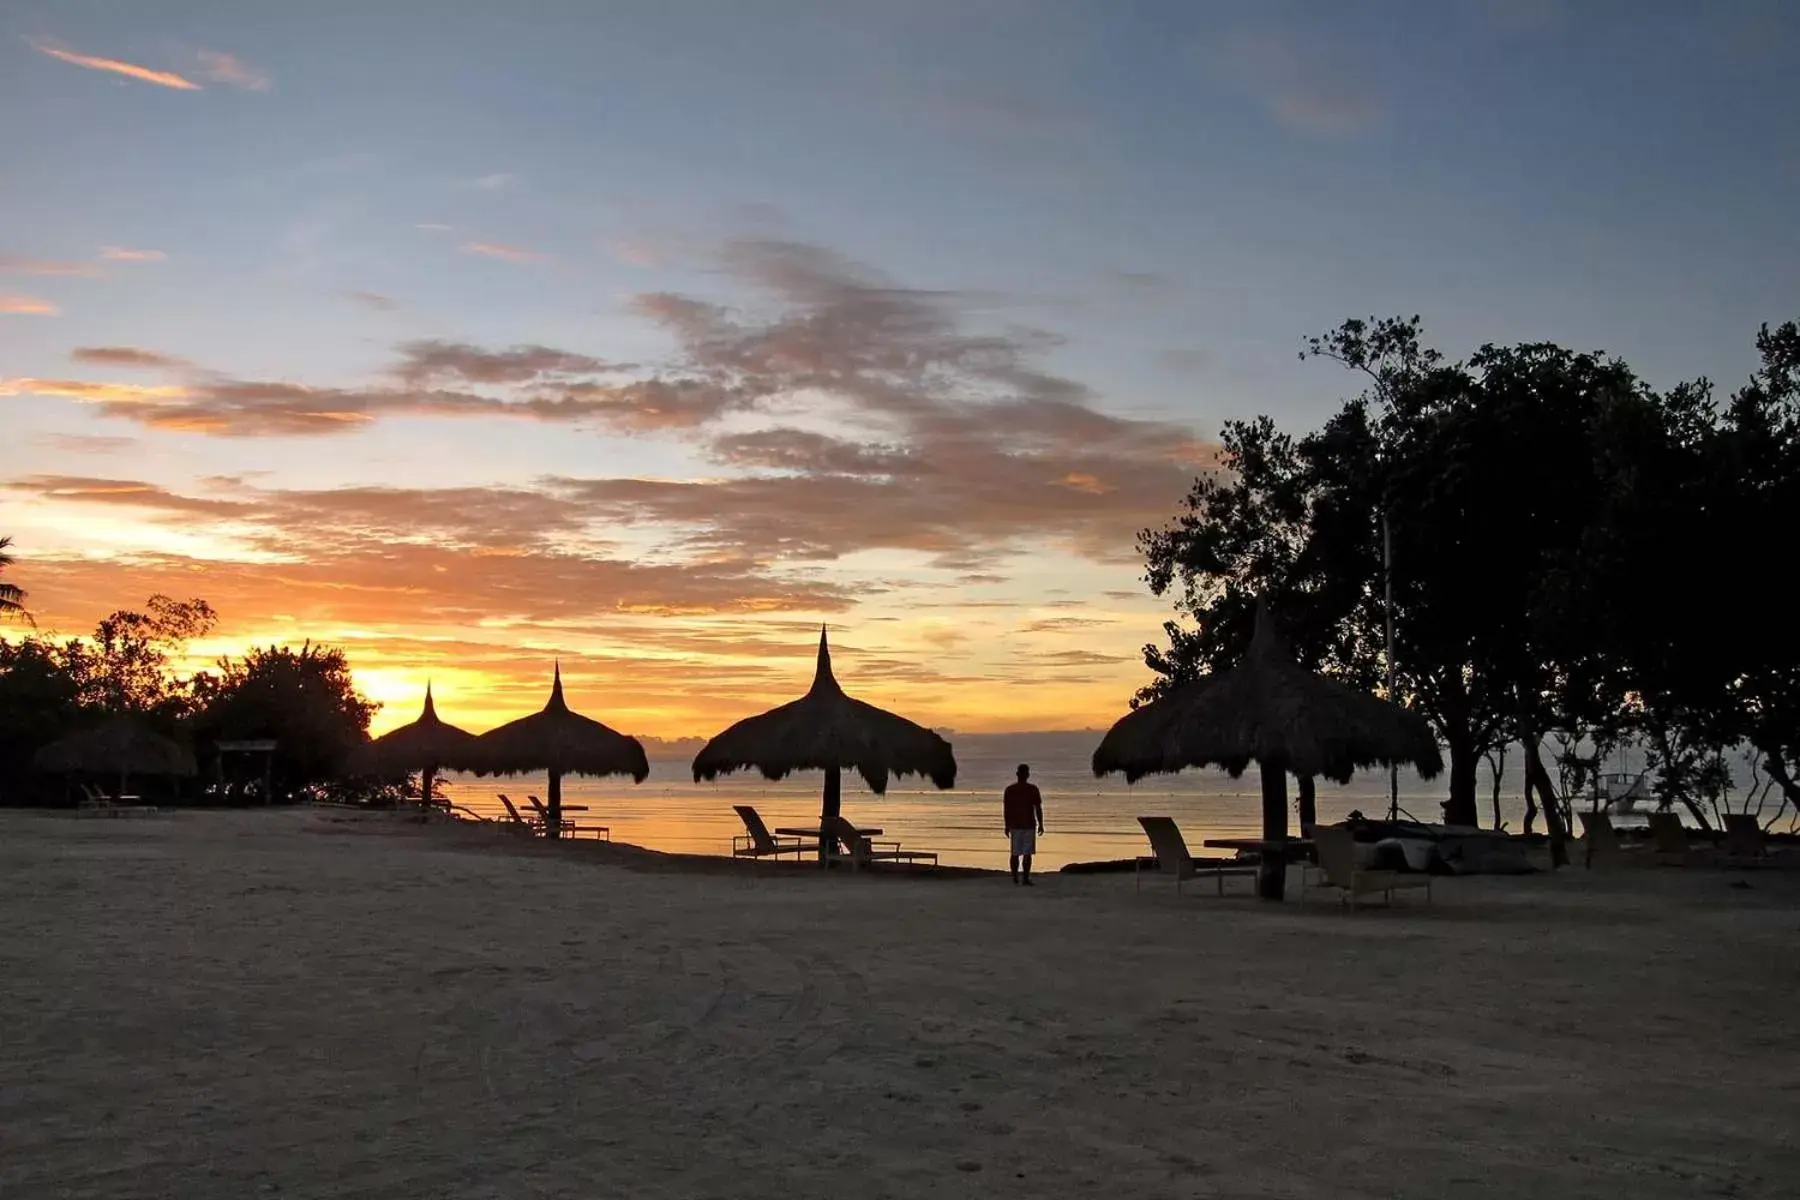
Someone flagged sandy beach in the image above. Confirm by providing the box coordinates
[3,809,1797,1199]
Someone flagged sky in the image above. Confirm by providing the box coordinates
[2,0,1796,738]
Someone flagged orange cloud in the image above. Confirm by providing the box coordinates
[195,49,269,91]
[99,247,168,262]
[70,346,191,369]
[460,241,547,264]
[29,40,201,90]
[1,378,190,403]
[0,255,100,278]
[1,294,60,316]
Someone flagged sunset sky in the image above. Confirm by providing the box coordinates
[3,0,1796,737]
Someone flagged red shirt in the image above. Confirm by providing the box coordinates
[1003,781,1042,830]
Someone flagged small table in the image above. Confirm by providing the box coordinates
[1204,837,1316,862]
[775,826,883,839]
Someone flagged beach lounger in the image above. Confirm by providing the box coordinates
[732,805,818,859]
[824,816,938,869]
[1720,813,1783,866]
[1647,811,1712,865]
[76,781,159,818]
[496,794,546,835]
[1309,824,1431,908]
[1133,817,1258,896]
[527,795,610,840]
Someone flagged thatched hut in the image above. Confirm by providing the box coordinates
[32,714,197,800]
[692,628,956,860]
[1093,601,1441,899]
[466,664,648,838]
[354,684,477,808]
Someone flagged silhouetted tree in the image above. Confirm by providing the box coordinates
[0,536,27,623]
[188,642,378,798]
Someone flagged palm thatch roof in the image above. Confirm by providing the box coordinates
[1093,603,1442,785]
[32,714,197,776]
[691,628,956,794]
[354,684,477,774]
[467,664,649,781]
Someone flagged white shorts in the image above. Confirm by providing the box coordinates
[1008,828,1037,856]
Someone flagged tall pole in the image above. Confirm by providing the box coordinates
[1384,509,1399,822]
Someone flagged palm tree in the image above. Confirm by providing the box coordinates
[0,536,29,622]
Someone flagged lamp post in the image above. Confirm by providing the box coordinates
[1383,508,1399,822]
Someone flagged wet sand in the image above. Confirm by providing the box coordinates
[2,807,1796,1199]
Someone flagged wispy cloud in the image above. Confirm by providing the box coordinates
[1,378,191,403]
[71,346,192,369]
[1,294,60,316]
[99,246,167,263]
[604,238,667,269]
[34,433,138,454]
[0,255,101,278]
[460,241,548,264]
[458,173,517,191]
[194,49,270,91]
[28,39,201,91]
[342,289,397,312]
[415,223,454,234]
[1211,28,1387,138]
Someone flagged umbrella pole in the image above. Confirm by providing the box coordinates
[547,768,563,840]
[820,765,841,864]
[1258,760,1289,901]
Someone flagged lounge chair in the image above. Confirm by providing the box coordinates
[1578,811,1642,868]
[1646,811,1712,865]
[732,805,818,859]
[824,815,938,869]
[1133,817,1259,896]
[527,795,609,840]
[77,781,159,818]
[1308,824,1432,908]
[496,794,544,835]
[1720,812,1785,865]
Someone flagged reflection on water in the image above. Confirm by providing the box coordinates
[440,753,1500,871]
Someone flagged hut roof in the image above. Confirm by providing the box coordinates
[32,714,197,776]
[691,628,956,794]
[355,684,478,774]
[467,664,649,781]
[1092,602,1442,785]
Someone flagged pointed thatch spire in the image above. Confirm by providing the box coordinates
[421,680,438,720]
[548,659,567,710]
[810,625,839,695]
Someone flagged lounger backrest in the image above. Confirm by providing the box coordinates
[497,794,526,823]
[1579,811,1618,853]
[1647,811,1687,854]
[734,805,780,853]
[825,815,869,859]
[1136,817,1195,881]
[1312,825,1360,887]
[1723,812,1764,857]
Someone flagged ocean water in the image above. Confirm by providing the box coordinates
[437,750,1513,871]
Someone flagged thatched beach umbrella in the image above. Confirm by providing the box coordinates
[32,713,197,799]
[467,664,648,839]
[692,628,957,861]
[355,684,477,808]
[1093,601,1442,900]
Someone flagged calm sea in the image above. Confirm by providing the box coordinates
[437,749,1512,871]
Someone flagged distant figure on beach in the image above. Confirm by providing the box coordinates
[1004,764,1045,886]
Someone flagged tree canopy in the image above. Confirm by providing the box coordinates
[1139,317,1800,844]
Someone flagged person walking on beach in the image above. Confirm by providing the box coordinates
[1004,763,1044,886]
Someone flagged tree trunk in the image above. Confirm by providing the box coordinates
[1443,731,1480,827]
[1296,774,1317,834]
[1487,749,1506,831]
[421,764,435,811]
[546,768,563,840]
[820,764,841,864]
[1257,761,1288,901]
[1522,737,1567,867]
